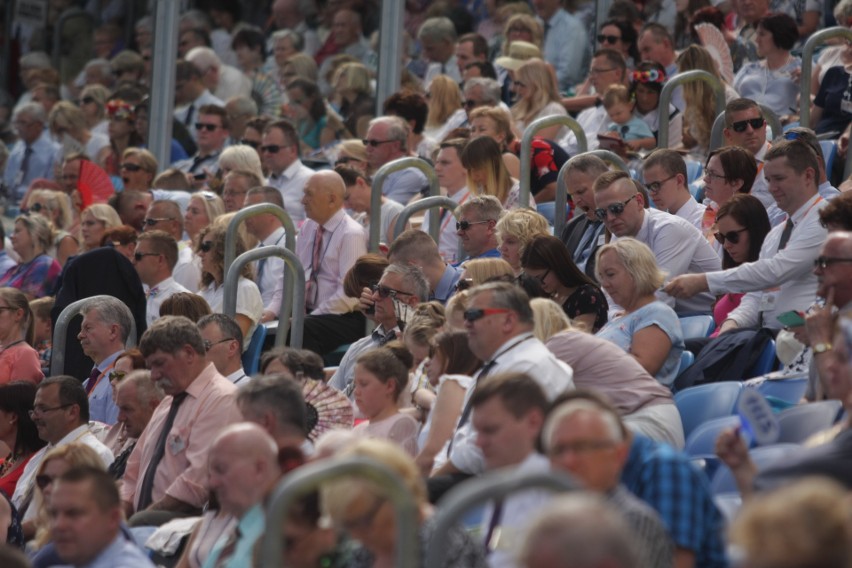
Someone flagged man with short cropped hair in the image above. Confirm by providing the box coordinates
[363,116,428,204]
[143,200,201,292]
[173,60,224,142]
[419,17,461,88]
[243,186,287,322]
[388,229,461,304]
[237,374,311,454]
[559,154,609,280]
[4,102,59,201]
[643,149,705,230]
[262,119,313,223]
[175,104,229,179]
[456,33,488,84]
[133,231,189,326]
[423,139,470,263]
[197,313,247,385]
[109,370,165,479]
[455,195,504,262]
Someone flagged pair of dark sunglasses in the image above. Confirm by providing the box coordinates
[21,202,44,214]
[597,34,621,44]
[454,278,474,292]
[370,283,414,300]
[730,117,765,133]
[143,217,173,227]
[463,308,510,322]
[260,144,284,154]
[714,228,748,244]
[134,252,159,262]
[120,163,143,172]
[239,139,260,149]
[195,122,220,132]
[456,219,490,231]
[595,194,637,221]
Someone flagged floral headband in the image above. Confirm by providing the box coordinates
[632,68,666,84]
[106,99,134,122]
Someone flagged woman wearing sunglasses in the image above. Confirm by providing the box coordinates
[709,195,771,336]
[594,238,685,388]
[596,20,639,68]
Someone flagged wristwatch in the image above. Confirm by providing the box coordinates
[813,342,833,355]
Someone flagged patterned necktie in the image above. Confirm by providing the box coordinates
[108,441,136,480]
[146,286,160,299]
[137,392,188,509]
[306,226,325,310]
[84,367,101,395]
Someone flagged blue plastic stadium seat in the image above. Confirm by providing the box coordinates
[775,400,843,444]
[820,140,837,174]
[675,382,744,440]
[710,443,800,495]
[676,350,695,379]
[679,315,716,340]
[684,415,742,457]
[754,377,809,405]
[241,324,267,376]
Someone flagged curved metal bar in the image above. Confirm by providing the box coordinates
[53,8,94,70]
[554,160,572,238]
[709,104,784,151]
[223,247,306,348]
[659,70,725,148]
[261,456,420,567]
[426,469,579,568]
[520,115,587,208]
[800,27,852,129]
[370,157,440,252]
[585,149,630,172]
[223,204,296,342]
[51,296,138,376]
[392,195,466,263]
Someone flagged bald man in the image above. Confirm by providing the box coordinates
[202,423,281,568]
[296,171,366,315]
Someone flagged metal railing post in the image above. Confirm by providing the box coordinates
[658,70,725,148]
[148,0,181,171]
[392,195,465,263]
[520,116,587,208]
[51,296,137,376]
[261,456,420,567]
[800,27,852,129]
[709,104,784,151]
[370,157,440,252]
[52,8,94,71]
[425,469,579,568]
[223,247,306,348]
[375,1,404,116]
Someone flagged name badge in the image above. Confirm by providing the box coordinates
[168,434,186,455]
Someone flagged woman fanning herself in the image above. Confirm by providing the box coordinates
[521,235,608,332]
[0,214,61,299]
[414,330,482,475]
[595,238,685,387]
[352,344,420,457]
[0,288,44,384]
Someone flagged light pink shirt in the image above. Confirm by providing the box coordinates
[121,363,242,511]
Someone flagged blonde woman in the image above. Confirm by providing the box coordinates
[79,203,121,252]
[424,75,467,143]
[461,136,527,208]
[511,58,567,141]
[0,215,61,298]
[218,144,265,182]
[333,62,375,138]
[184,191,225,242]
[459,257,515,289]
[500,13,544,56]
[25,189,78,266]
[469,106,521,178]
[120,147,158,192]
[495,208,550,275]
[77,84,111,137]
[281,53,319,85]
[48,101,110,166]
[530,297,573,342]
[334,138,369,173]
[0,288,44,384]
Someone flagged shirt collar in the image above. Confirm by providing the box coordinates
[261,227,286,246]
[434,264,461,301]
[151,276,175,290]
[54,424,91,447]
[276,158,304,181]
[97,351,124,372]
[789,192,822,225]
[185,362,224,399]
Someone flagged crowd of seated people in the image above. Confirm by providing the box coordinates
[3,0,852,567]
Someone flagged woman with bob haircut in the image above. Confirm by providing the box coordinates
[495,208,550,275]
[594,238,684,387]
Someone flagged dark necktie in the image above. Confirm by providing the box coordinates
[20,146,32,181]
[778,218,794,251]
[188,154,209,174]
[84,367,101,395]
[184,104,195,127]
[484,498,505,553]
[108,441,136,480]
[543,20,551,40]
[137,392,188,510]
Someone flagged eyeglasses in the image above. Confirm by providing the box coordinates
[120,163,143,172]
[108,370,127,382]
[21,202,44,214]
[714,228,748,244]
[370,283,414,300]
[456,219,490,231]
[463,308,511,322]
[814,256,852,269]
[260,144,284,154]
[133,251,159,261]
[597,34,621,44]
[203,338,235,350]
[28,404,73,418]
[527,269,550,284]
[644,174,677,194]
[195,122,220,132]
[240,139,260,149]
[595,194,637,221]
[730,117,765,133]
[35,474,57,490]
[454,278,474,292]
[143,217,173,226]
[362,139,396,147]
[703,170,726,182]
[199,240,214,253]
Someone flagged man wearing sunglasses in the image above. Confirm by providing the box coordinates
[666,140,828,335]
[143,200,200,292]
[455,195,503,264]
[78,297,136,425]
[262,119,312,223]
[174,105,229,180]
[363,116,428,205]
[329,264,428,395]
[133,232,188,327]
[593,171,719,315]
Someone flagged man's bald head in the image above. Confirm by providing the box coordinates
[302,170,346,225]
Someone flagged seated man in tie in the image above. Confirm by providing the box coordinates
[174,104,230,184]
[197,314,248,386]
[109,370,164,480]
[3,102,59,204]
[133,231,189,327]
[78,297,136,425]
[243,186,286,324]
[121,316,243,526]
[559,154,610,281]
[296,170,367,317]
[665,140,829,334]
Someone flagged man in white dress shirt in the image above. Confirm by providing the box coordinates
[593,171,720,315]
[643,149,706,230]
[262,119,313,224]
[173,60,224,143]
[244,186,287,323]
[143,201,201,292]
[423,138,469,263]
[133,231,189,326]
[418,17,461,89]
[198,314,248,385]
[665,140,829,333]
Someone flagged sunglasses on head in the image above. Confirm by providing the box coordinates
[109,370,127,382]
[597,34,621,44]
[199,240,214,252]
[240,139,260,149]
[595,194,637,221]
[730,117,765,133]
[370,283,413,300]
[463,308,511,322]
[456,219,490,231]
[195,122,219,132]
[120,163,143,172]
[714,228,748,244]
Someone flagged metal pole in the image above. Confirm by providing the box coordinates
[0,0,12,94]
[426,469,579,568]
[370,157,440,252]
[223,247,305,348]
[148,0,181,172]
[800,27,852,129]
[375,0,404,116]
[519,115,588,208]
[709,104,784,151]
[51,295,138,376]
[585,149,631,172]
[261,456,420,568]
[658,70,725,148]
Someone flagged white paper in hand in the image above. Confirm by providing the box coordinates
[737,389,780,446]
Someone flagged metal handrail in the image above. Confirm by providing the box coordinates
[261,456,420,567]
[800,27,852,129]
[147,0,181,171]
[223,204,296,340]
[425,469,579,568]
[392,195,465,263]
[709,104,784,151]
[585,149,631,172]
[51,296,137,376]
[223,247,306,348]
[658,70,726,148]
[370,158,440,252]
[520,115,587,208]
[52,8,94,71]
